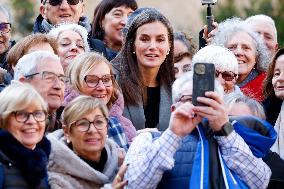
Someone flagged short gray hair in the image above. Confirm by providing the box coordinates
[14,50,60,80]
[0,82,48,128]
[210,17,270,72]
[49,23,90,52]
[225,93,266,119]
[245,14,277,41]
[172,71,224,103]
[0,4,11,23]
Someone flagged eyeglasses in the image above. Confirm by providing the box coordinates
[84,74,113,88]
[215,71,237,82]
[43,0,81,6]
[0,23,11,34]
[173,64,191,74]
[25,71,69,84]
[13,111,47,123]
[71,117,108,132]
[178,94,192,103]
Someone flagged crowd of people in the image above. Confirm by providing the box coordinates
[0,0,283,188]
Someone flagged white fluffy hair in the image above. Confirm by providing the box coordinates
[49,23,90,52]
[245,14,277,40]
[14,50,60,80]
[192,45,238,74]
[172,71,224,103]
[210,17,270,72]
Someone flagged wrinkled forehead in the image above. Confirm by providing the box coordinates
[36,58,64,73]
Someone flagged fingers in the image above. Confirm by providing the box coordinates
[114,180,128,189]
[112,164,129,189]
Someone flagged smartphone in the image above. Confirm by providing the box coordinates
[192,63,215,106]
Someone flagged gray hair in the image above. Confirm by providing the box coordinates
[172,71,224,103]
[210,17,270,72]
[245,14,277,41]
[225,93,266,119]
[0,4,11,23]
[49,23,90,52]
[14,50,60,80]
[0,82,48,128]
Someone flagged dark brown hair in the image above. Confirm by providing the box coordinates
[91,0,137,40]
[111,8,175,105]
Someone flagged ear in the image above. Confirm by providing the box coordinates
[79,2,85,18]
[19,76,28,83]
[275,43,279,52]
[40,4,48,20]
[171,104,176,112]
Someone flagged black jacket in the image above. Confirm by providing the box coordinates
[0,130,51,189]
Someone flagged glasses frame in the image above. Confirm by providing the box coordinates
[70,117,109,132]
[13,111,47,123]
[0,22,11,34]
[43,0,81,6]
[215,71,238,82]
[84,74,114,88]
[25,71,69,84]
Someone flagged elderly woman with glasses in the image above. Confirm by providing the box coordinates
[0,82,50,189]
[0,5,15,71]
[47,95,128,189]
[64,52,136,148]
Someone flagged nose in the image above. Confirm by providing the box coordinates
[53,76,64,89]
[95,80,106,90]
[59,0,69,8]
[70,43,79,52]
[233,46,244,56]
[149,40,157,49]
[25,114,37,124]
[120,14,128,26]
[87,123,99,133]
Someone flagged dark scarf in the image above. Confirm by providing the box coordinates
[33,14,91,34]
[0,129,51,188]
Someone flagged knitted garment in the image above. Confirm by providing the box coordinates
[240,72,266,102]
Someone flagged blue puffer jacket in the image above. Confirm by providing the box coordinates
[156,116,276,189]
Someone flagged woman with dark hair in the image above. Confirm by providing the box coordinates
[111,7,175,131]
[90,0,138,60]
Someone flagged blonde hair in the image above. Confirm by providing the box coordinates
[62,95,108,131]
[0,82,48,128]
[67,52,120,108]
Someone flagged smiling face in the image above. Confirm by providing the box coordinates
[66,108,108,160]
[134,21,170,72]
[248,20,278,55]
[6,101,46,149]
[102,5,134,51]
[27,58,65,113]
[226,32,257,83]
[57,30,85,71]
[40,0,84,25]
[272,54,284,100]
[0,10,11,55]
[80,62,113,105]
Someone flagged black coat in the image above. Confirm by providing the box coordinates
[0,130,51,189]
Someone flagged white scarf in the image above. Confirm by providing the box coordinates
[271,101,284,159]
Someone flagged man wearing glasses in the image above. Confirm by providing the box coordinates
[14,51,67,132]
[0,5,15,70]
[33,0,89,33]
